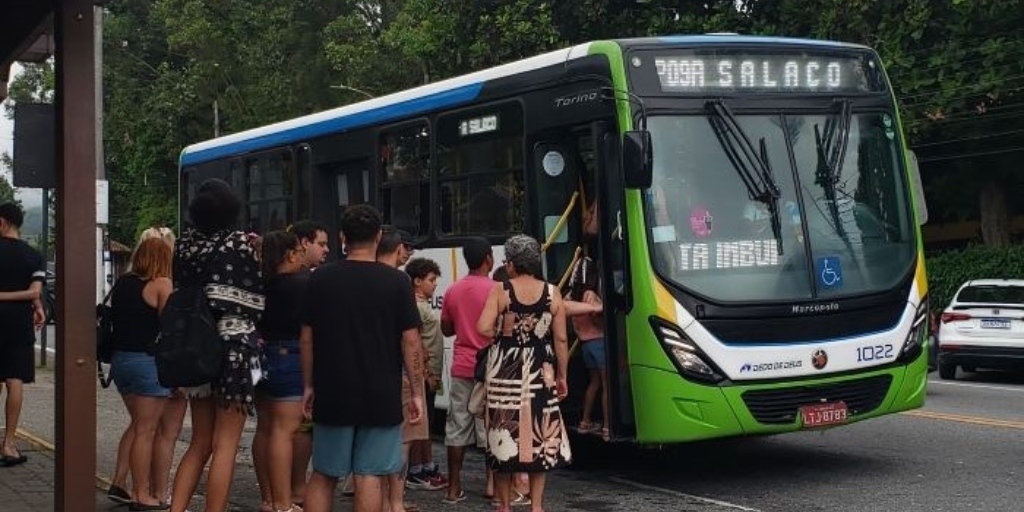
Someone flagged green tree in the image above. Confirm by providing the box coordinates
[0,173,18,206]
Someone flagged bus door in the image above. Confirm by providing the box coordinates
[328,159,371,256]
[530,120,631,437]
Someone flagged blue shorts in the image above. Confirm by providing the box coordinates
[582,338,606,370]
[312,424,403,478]
[260,340,303,401]
[111,350,173,398]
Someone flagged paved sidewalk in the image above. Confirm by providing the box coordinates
[0,435,109,512]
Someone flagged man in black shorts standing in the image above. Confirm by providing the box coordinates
[300,204,425,512]
[0,202,46,467]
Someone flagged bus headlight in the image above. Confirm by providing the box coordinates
[651,318,724,384]
[897,297,929,363]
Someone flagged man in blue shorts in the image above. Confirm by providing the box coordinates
[299,204,425,512]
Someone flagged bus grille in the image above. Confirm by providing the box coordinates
[741,375,893,425]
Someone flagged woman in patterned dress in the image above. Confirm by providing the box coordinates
[169,178,265,512]
[476,235,571,512]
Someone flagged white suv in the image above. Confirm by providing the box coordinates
[936,279,1024,380]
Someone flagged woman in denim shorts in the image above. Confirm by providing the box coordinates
[253,231,310,512]
[109,237,182,511]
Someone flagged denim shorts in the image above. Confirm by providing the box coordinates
[260,340,303,401]
[312,423,402,478]
[111,350,173,398]
[582,338,606,370]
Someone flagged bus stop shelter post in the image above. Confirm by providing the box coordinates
[54,0,98,510]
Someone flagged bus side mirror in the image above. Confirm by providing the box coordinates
[907,150,928,225]
[623,130,652,189]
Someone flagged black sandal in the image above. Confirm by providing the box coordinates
[0,454,27,467]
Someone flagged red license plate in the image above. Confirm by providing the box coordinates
[800,401,848,428]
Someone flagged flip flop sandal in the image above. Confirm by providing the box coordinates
[510,492,532,507]
[0,454,27,467]
[442,490,467,504]
[577,421,596,433]
[601,427,611,442]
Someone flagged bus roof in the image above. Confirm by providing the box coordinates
[180,35,869,168]
[180,43,594,167]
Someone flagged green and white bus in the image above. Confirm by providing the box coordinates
[179,35,931,444]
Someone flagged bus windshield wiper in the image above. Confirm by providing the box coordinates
[814,99,853,237]
[706,100,783,255]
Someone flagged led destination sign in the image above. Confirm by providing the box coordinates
[649,51,881,94]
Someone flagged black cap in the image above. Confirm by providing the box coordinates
[382,225,419,249]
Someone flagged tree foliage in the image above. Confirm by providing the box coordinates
[100,0,1024,246]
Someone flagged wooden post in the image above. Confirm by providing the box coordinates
[54,1,97,510]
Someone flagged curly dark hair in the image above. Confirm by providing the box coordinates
[187,178,241,234]
[405,257,441,281]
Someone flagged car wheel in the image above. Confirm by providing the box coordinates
[938,361,957,380]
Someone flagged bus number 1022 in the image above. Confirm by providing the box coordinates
[856,344,894,362]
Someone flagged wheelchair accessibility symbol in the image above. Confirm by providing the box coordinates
[817,256,843,289]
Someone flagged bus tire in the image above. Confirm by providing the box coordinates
[938,361,957,380]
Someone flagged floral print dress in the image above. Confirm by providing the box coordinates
[484,281,571,473]
[174,228,265,415]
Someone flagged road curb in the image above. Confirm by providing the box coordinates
[15,427,113,490]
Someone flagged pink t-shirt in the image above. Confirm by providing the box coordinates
[441,274,494,379]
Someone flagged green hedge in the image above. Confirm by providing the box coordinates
[925,245,1024,311]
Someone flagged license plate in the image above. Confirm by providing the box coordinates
[981,318,1011,329]
[800,401,848,428]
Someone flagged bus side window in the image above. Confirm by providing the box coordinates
[437,102,525,236]
[380,122,431,236]
[244,149,295,233]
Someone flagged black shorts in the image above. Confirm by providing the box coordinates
[0,339,35,383]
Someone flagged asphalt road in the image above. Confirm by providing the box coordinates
[19,329,1024,511]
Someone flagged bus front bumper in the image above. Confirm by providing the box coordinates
[630,355,928,444]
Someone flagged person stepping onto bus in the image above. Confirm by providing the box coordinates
[299,204,424,512]
[440,237,496,505]
[564,256,608,441]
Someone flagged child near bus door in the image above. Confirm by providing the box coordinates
[565,256,608,441]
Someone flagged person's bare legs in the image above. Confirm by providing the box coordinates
[581,369,601,428]
[152,396,186,503]
[1,379,25,458]
[170,396,215,512]
[253,398,273,510]
[514,472,530,498]
[600,369,610,441]
[111,394,134,492]
[494,472,512,510]
[269,401,304,511]
[354,475,385,512]
[445,445,465,501]
[383,442,411,512]
[202,405,248,512]
[291,429,312,503]
[303,472,338,512]
[127,395,168,506]
[528,473,546,512]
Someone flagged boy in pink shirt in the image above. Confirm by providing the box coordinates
[440,237,494,504]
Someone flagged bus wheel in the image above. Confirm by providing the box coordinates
[938,361,957,380]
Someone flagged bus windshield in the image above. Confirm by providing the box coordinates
[646,111,915,302]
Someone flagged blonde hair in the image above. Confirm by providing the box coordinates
[131,238,173,281]
[139,226,176,249]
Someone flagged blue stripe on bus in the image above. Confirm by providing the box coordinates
[657,35,863,48]
[180,83,485,167]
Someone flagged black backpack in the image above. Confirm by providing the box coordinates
[155,247,225,388]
